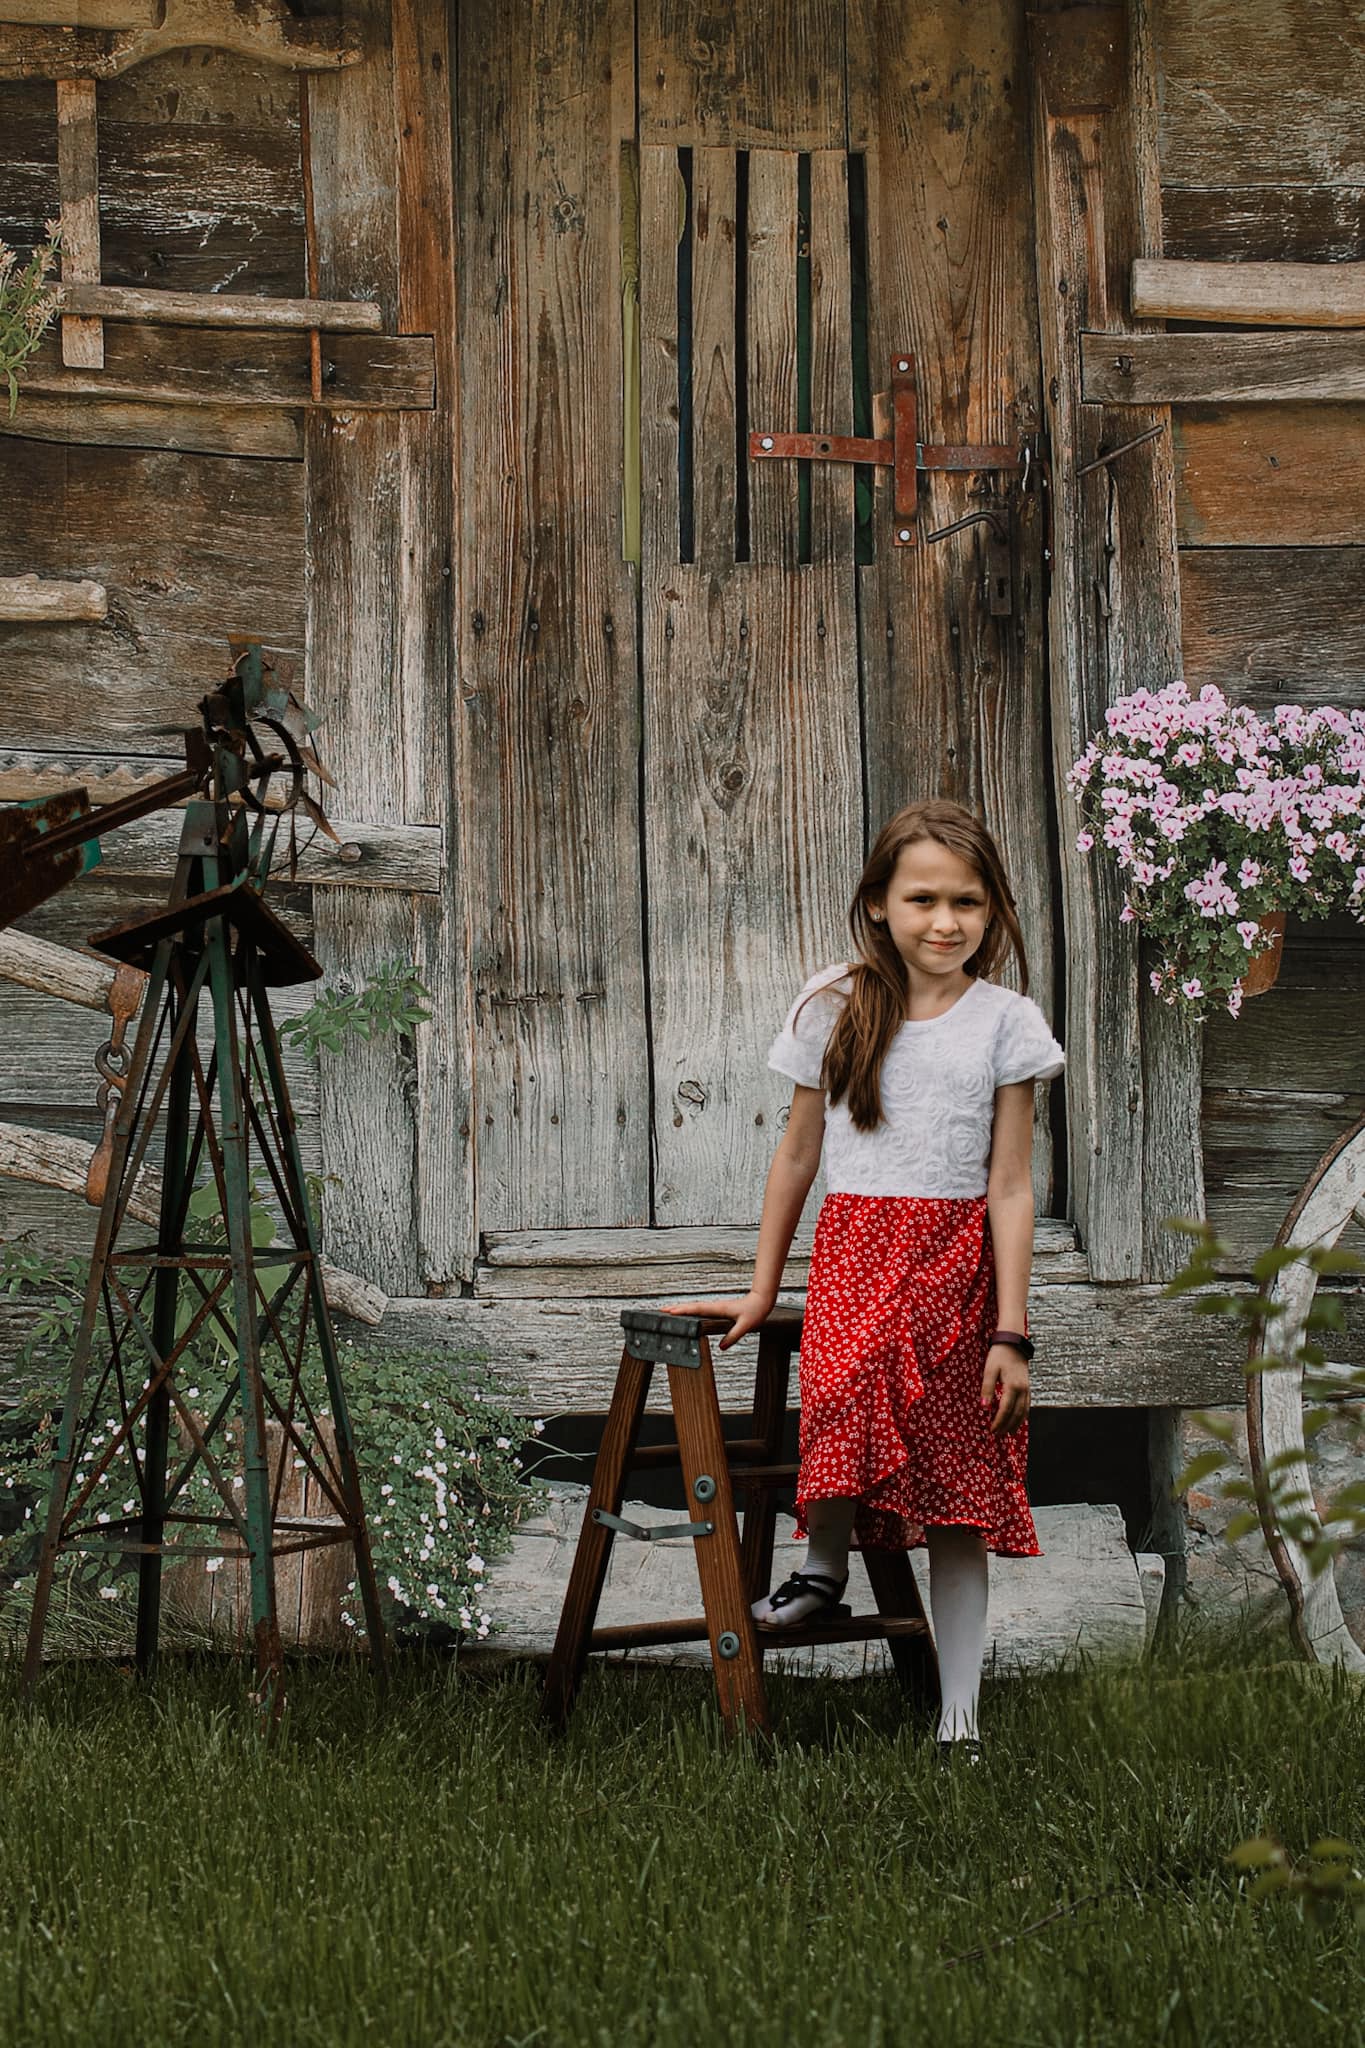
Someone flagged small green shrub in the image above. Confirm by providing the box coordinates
[0,1245,549,1646]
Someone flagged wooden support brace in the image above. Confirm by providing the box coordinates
[54,285,384,334]
[56,76,102,369]
[1132,257,1365,330]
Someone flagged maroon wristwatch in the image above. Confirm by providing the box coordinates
[989,1329,1035,1361]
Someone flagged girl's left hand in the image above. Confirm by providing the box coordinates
[981,1343,1030,1436]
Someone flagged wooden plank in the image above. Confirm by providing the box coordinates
[1178,547,1365,701]
[0,4,158,23]
[639,138,862,1226]
[1030,7,1148,1280]
[56,76,103,368]
[305,0,421,1294]
[22,324,435,410]
[1,58,307,299]
[481,1216,1082,1267]
[0,396,303,459]
[392,0,475,1288]
[0,573,105,620]
[319,1282,1294,1412]
[637,0,848,148]
[0,439,304,750]
[1174,405,1365,546]
[1153,0,1365,191]
[1202,995,1365,1098]
[91,811,443,893]
[852,0,1061,1213]
[475,1218,1090,1297]
[0,978,320,1128]
[1202,1088,1365,1259]
[745,150,799,570]
[1081,330,1365,404]
[57,284,384,331]
[1163,186,1365,266]
[1132,257,1365,328]
[457,0,648,1232]
[0,0,364,81]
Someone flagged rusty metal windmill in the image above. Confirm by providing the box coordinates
[0,642,388,1717]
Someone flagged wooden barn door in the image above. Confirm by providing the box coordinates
[456,0,1062,1240]
[638,2,1059,1226]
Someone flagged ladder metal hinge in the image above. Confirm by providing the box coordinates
[591,1508,714,1543]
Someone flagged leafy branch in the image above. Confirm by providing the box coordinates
[1164,1219,1365,1575]
[0,222,64,417]
[279,960,431,1061]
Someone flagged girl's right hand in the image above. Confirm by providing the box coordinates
[660,1293,777,1350]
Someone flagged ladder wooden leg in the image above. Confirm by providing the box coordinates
[862,1547,940,1717]
[669,1342,771,1740]
[543,1347,652,1731]
[738,1328,792,1604]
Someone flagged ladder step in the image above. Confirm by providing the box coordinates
[589,1613,928,1653]
[629,1435,769,1471]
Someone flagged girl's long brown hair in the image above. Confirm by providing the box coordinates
[810,799,1030,1132]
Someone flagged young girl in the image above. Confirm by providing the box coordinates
[670,798,1065,1761]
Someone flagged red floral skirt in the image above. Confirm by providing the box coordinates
[795,1192,1041,1557]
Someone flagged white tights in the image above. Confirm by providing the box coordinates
[753,1500,989,1743]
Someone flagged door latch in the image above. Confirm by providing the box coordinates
[749,351,1029,551]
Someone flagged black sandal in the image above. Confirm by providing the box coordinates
[936,1737,984,1767]
[755,1570,852,1628]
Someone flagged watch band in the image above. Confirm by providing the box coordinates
[989,1328,1035,1361]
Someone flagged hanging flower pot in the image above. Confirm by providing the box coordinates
[1066,681,1365,1021]
[1239,911,1285,999]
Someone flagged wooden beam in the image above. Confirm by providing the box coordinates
[393,0,476,1290]
[92,812,444,893]
[0,1120,386,1326]
[0,928,139,1013]
[1082,330,1365,404]
[22,326,435,411]
[56,285,384,333]
[0,0,364,81]
[332,1281,1278,1412]
[305,0,424,1295]
[1132,257,1365,329]
[56,76,103,368]
[1030,0,1202,1284]
[0,573,106,620]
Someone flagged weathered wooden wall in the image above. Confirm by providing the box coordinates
[1149,0,1365,1265]
[2,0,1361,1422]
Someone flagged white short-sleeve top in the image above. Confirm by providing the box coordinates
[767,963,1066,1198]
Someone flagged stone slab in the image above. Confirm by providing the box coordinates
[478,1488,1162,1679]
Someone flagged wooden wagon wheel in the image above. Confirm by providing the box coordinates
[1246,1112,1365,1672]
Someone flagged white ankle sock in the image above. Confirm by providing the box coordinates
[926,1523,989,1742]
[753,1496,856,1626]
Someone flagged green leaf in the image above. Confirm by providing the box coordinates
[1176,1449,1230,1489]
[1251,1245,1303,1284]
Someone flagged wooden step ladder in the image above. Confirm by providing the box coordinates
[543,1307,940,1737]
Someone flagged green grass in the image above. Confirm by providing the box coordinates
[0,1630,1361,2048]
